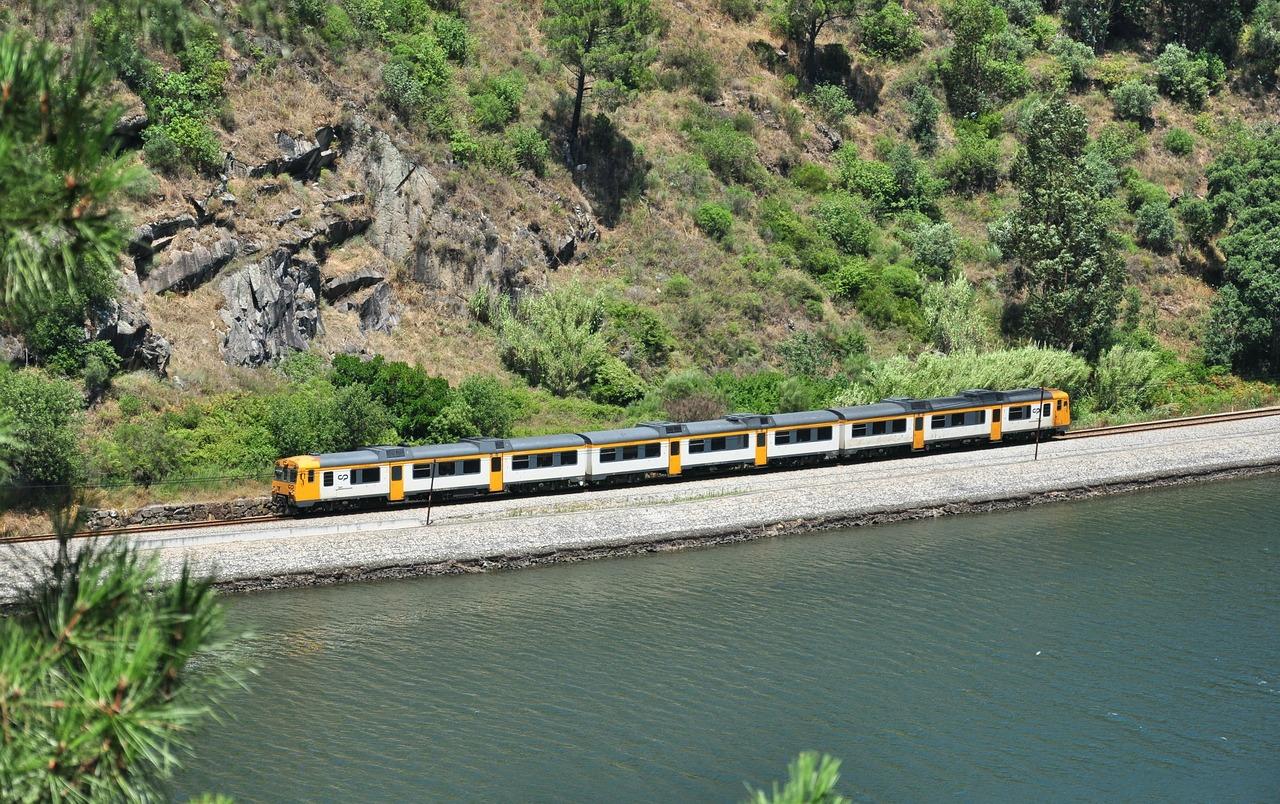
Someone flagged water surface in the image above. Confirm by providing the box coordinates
[175,476,1280,801]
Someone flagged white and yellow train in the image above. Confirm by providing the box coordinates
[272,387,1071,510]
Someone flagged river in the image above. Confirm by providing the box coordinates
[173,475,1280,801]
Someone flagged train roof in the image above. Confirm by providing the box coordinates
[506,433,586,451]
[770,409,840,427]
[315,449,382,467]
[577,425,664,444]
[828,401,914,420]
[682,418,754,436]
[404,442,482,460]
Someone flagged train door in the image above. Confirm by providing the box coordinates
[912,416,925,450]
[488,455,504,492]
[390,465,404,501]
[990,407,1002,442]
[668,441,682,475]
[755,432,768,466]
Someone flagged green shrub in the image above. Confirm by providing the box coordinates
[663,43,722,101]
[905,83,940,153]
[0,368,83,490]
[1177,197,1216,245]
[1052,35,1095,89]
[881,263,923,300]
[912,221,958,276]
[507,126,550,175]
[476,136,518,173]
[457,375,518,438]
[1135,201,1176,253]
[790,162,831,192]
[331,354,452,442]
[1153,44,1222,108]
[1091,345,1165,411]
[694,202,734,240]
[778,325,868,378]
[1110,80,1156,122]
[1089,121,1146,165]
[495,285,609,397]
[861,0,923,60]
[814,192,874,255]
[1062,0,1108,50]
[807,83,857,124]
[432,13,471,62]
[649,369,728,421]
[470,71,524,131]
[602,297,675,367]
[713,370,784,413]
[835,143,940,214]
[1163,127,1194,155]
[1029,14,1060,48]
[936,126,1000,194]
[717,0,759,21]
[383,31,453,122]
[686,117,767,186]
[449,129,480,162]
[833,345,1093,405]
[826,258,875,299]
[322,3,359,47]
[590,357,648,406]
[921,275,998,352]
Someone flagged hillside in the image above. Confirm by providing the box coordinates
[1,0,1279,511]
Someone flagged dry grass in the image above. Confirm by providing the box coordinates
[226,64,345,165]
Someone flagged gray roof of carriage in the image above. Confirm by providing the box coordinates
[404,442,482,460]
[576,425,664,444]
[1005,387,1055,403]
[771,409,839,427]
[683,418,752,436]
[315,449,382,467]
[828,401,914,420]
[506,433,586,451]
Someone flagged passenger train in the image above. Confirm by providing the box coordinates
[272,387,1071,511]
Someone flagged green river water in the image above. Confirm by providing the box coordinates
[173,475,1280,802]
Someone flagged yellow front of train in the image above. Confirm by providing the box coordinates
[272,455,322,509]
[1050,389,1072,430]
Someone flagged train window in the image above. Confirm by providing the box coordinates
[537,453,555,469]
[688,439,706,454]
[931,415,947,429]
[491,457,501,473]
[599,448,617,463]
[438,462,457,477]
[776,430,793,445]
[1042,403,1051,418]
[413,464,431,479]
[817,426,832,440]
[645,442,660,458]
[848,424,868,438]
[391,466,402,482]
[622,445,639,460]
[561,450,578,466]
[757,433,766,447]
[512,455,531,470]
[915,418,923,431]
[892,419,907,433]
[353,467,380,484]
[950,413,965,427]
[871,421,886,436]
[993,408,1001,422]
[323,472,333,487]
[463,460,481,474]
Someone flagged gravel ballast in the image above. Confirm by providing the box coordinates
[5,417,1280,596]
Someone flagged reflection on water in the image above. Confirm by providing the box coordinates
[175,476,1280,802]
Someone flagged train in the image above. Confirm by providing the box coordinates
[271,387,1071,511]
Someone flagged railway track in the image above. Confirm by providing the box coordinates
[1060,405,1280,439]
[1,515,285,545]
[4,405,1278,545]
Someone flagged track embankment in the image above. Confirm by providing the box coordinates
[3,414,1279,598]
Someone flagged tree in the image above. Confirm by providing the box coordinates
[1200,125,1280,372]
[770,0,861,85]
[541,0,664,161]
[940,0,1027,117]
[995,98,1125,355]
[0,31,141,320]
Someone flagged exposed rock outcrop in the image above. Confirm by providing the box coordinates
[219,249,323,366]
[356,283,398,333]
[229,126,339,183]
[321,267,385,302]
[143,233,240,295]
[90,272,172,376]
[1,333,28,366]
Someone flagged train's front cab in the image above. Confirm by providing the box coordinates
[272,455,322,510]
[1050,389,1072,432]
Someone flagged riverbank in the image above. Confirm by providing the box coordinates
[4,416,1280,597]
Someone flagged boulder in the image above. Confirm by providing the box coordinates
[1,333,28,366]
[242,126,339,182]
[128,214,198,262]
[321,267,385,303]
[357,283,398,334]
[90,272,172,376]
[143,233,240,294]
[219,249,323,366]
